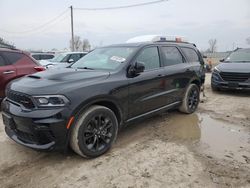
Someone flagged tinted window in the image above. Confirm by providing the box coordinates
[2,52,24,65]
[0,55,6,66]
[181,47,199,62]
[32,54,40,60]
[136,47,160,70]
[70,54,82,62]
[41,54,54,60]
[162,46,183,66]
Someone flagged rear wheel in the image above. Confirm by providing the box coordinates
[179,84,200,114]
[70,105,118,158]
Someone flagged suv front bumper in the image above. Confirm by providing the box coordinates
[1,98,71,151]
[211,72,250,90]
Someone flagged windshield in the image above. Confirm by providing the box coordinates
[225,48,250,63]
[71,47,137,71]
[50,53,68,62]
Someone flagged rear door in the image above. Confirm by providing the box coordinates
[128,46,168,119]
[180,47,205,84]
[0,53,17,98]
[159,45,193,103]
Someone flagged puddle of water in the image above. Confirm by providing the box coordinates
[164,113,250,163]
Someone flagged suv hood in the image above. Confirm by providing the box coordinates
[9,68,110,95]
[216,62,250,73]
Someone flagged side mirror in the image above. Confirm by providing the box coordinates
[68,59,74,63]
[202,55,207,59]
[128,61,145,77]
[219,59,224,62]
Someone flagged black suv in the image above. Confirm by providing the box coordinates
[1,38,205,158]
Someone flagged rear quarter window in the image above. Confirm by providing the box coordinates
[181,47,199,62]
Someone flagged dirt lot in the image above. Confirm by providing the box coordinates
[0,73,250,188]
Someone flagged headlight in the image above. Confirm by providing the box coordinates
[33,95,70,107]
[213,66,220,74]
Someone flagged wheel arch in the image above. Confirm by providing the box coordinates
[190,78,201,88]
[71,96,123,130]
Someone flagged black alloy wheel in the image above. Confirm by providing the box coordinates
[70,105,118,158]
[83,114,113,152]
[179,84,200,114]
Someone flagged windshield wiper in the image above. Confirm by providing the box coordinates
[76,67,95,70]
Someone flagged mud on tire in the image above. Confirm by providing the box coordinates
[70,105,118,158]
[179,84,200,114]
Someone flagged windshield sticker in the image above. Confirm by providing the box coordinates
[110,56,126,63]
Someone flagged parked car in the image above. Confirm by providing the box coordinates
[0,48,45,101]
[1,35,205,158]
[211,48,250,91]
[31,53,55,61]
[39,52,88,68]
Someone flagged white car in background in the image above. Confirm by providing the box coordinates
[40,52,88,68]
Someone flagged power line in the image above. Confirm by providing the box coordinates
[0,9,69,34]
[74,0,168,11]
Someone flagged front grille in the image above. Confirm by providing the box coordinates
[219,72,250,82]
[6,90,35,109]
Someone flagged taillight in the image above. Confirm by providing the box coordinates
[34,66,45,72]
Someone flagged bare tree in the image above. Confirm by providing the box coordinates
[246,37,250,45]
[82,39,91,51]
[0,37,15,48]
[207,39,217,53]
[70,35,82,51]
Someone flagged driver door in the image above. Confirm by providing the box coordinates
[127,46,168,119]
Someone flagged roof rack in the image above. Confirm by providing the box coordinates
[126,35,188,43]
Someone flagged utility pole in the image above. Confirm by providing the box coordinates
[70,5,75,51]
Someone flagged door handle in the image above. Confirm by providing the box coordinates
[3,70,15,74]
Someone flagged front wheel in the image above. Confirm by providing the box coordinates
[179,84,200,114]
[70,105,118,158]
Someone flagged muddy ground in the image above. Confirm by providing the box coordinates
[0,73,250,188]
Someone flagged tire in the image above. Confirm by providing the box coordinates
[179,84,200,114]
[70,105,118,158]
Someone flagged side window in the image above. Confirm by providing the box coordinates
[32,55,40,60]
[70,54,82,62]
[0,55,6,66]
[2,52,24,65]
[136,47,160,70]
[62,54,70,62]
[41,54,54,60]
[161,46,184,66]
[181,47,199,62]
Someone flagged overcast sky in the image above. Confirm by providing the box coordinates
[0,0,249,51]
